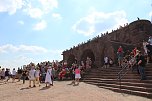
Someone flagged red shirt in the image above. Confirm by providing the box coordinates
[118,47,123,53]
[75,69,80,74]
[133,48,137,56]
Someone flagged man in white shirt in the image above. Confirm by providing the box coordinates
[12,68,16,83]
[104,56,109,68]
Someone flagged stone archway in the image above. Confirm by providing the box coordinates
[100,44,115,66]
[81,49,95,65]
[67,54,76,67]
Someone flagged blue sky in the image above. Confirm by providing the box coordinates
[0,0,152,69]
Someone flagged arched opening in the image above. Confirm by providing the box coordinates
[101,45,115,66]
[81,49,95,66]
[67,54,76,67]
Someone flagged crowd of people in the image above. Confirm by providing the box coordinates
[1,36,152,87]
[103,36,152,80]
[0,57,92,87]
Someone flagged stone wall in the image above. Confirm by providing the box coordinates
[62,20,152,67]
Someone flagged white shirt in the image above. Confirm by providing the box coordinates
[104,57,108,63]
[12,70,16,76]
[29,69,36,80]
[143,42,147,47]
[148,38,152,45]
[35,70,40,77]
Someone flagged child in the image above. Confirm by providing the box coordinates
[74,66,81,85]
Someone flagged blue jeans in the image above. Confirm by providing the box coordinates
[138,66,146,80]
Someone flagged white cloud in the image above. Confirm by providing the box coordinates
[19,45,48,53]
[15,55,33,62]
[26,7,43,19]
[0,44,18,53]
[52,13,62,20]
[18,20,24,25]
[150,11,152,22]
[13,55,34,66]
[0,55,34,70]
[149,11,152,17]
[22,0,58,19]
[49,49,63,55]
[0,44,48,54]
[39,0,58,13]
[0,0,59,19]
[49,49,63,60]
[22,0,44,19]
[72,10,128,36]
[0,0,24,15]
[33,20,47,30]
[0,44,63,69]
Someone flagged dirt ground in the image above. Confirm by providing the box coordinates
[0,80,151,101]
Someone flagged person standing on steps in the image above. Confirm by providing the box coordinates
[109,58,113,67]
[137,51,147,80]
[117,46,124,67]
[143,40,148,55]
[104,56,109,68]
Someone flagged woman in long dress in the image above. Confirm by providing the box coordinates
[28,67,36,87]
[45,66,52,87]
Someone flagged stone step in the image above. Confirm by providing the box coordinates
[83,80,152,98]
[98,63,152,68]
[84,72,152,76]
[83,78,152,83]
[86,74,152,77]
[97,68,152,71]
[82,63,152,98]
[86,80,152,87]
[84,75,152,79]
[85,73,152,76]
[84,76,152,79]
[93,67,152,69]
[83,82,152,93]
[98,85,152,98]
[88,70,152,73]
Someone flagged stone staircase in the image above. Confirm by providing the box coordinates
[82,63,152,99]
